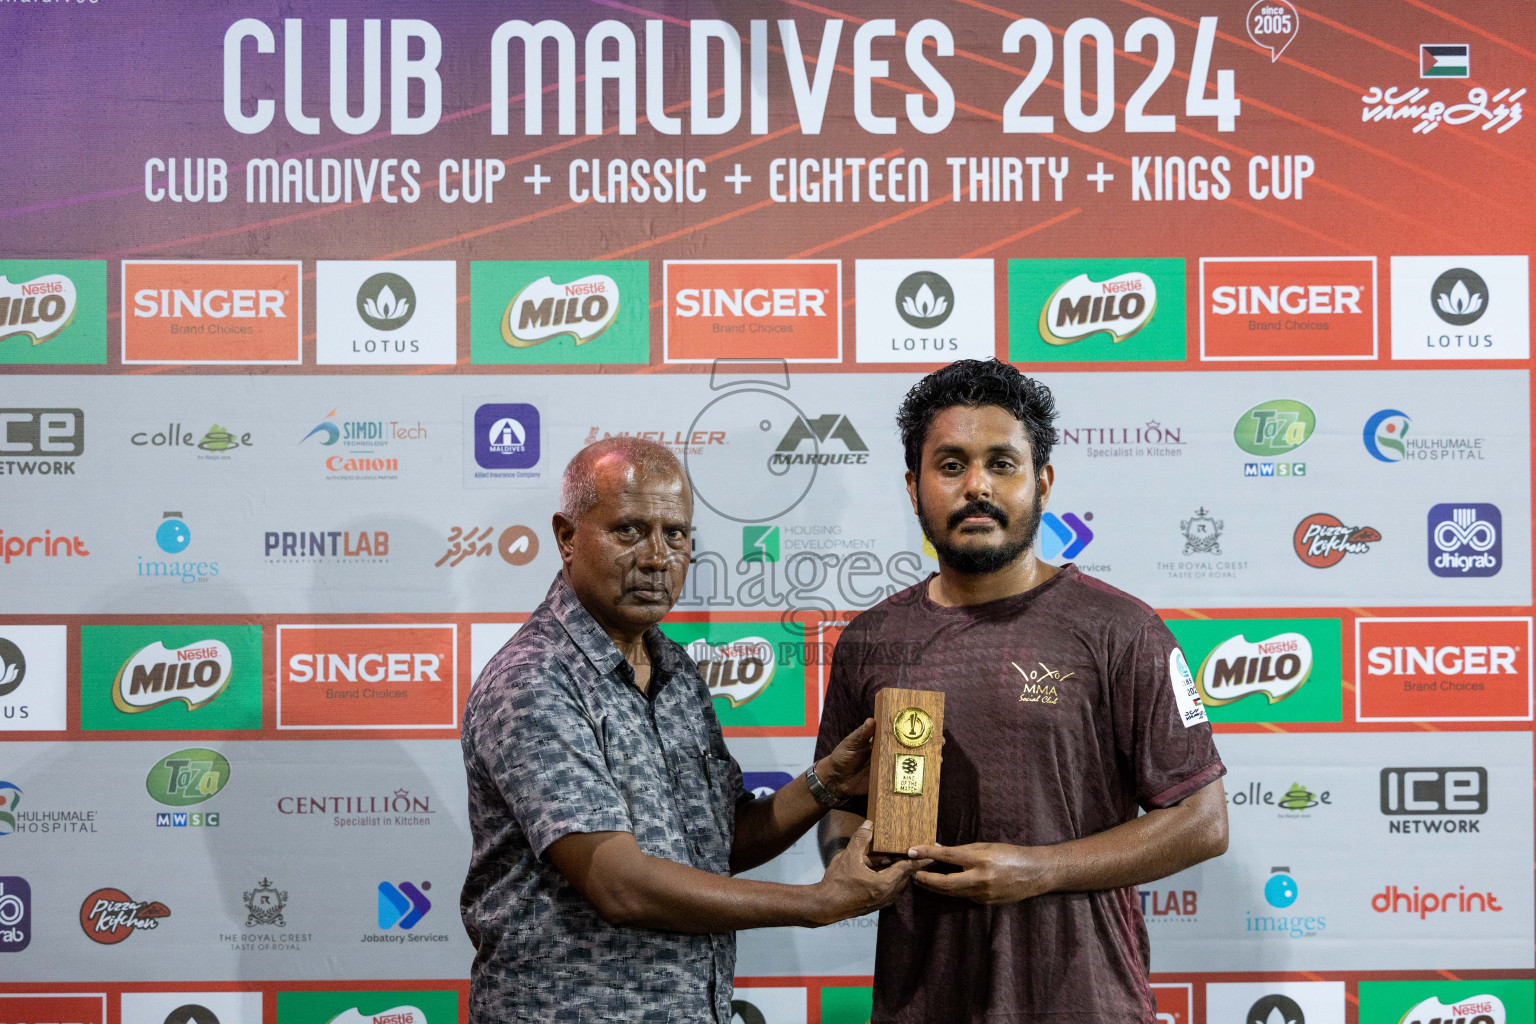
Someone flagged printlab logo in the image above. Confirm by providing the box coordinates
[1380,767,1487,834]
[0,260,107,365]
[357,274,415,331]
[0,876,30,951]
[243,878,287,927]
[1246,0,1299,62]
[435,526,538,567]
[1431,268,1489,326]
[1039,512,1093,560]
[79,887,170,943]
[1139,886,1198,923]
[1293,514,1380,567]
[315,261,455,365]
[262,530,389,564]
[1428,503,1501,577]
[1421,43,1470,78]
[1,408,84,478]
[377,881,432,930]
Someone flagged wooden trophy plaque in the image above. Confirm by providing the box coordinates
[868,687,945,856]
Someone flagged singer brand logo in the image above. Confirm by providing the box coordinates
[1200,256,1377,360]
[276,625,458,730]
[122,261,302,364]
[1356,617,1532,722]
[664,261,841,362]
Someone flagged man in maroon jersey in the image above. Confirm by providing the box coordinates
[816,359,1228,1023]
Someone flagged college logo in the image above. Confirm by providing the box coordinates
[1228,779,1332,817]
[1,408,83,477]
[243,877,287,927]
[1293,514,1380,567]
[1039,511,1093,560]
[1421,43,1470,78]
[82,625,263,731]
[0,877,29,951]
[0,626,67,731]
[771,414,869,466]
[663,622,808,732]
[276,624,458,730]
[315,261,455,365]
[471,261,649,365]
[146,748,231,807]
[133,421,258,454]
[79,887,170,943]
[1381,767,1486,834]
[854,259,994,363]
[474,403,540,471]
[1200,257,1376,360]
[377,881,432,930]
[1009,258,1186,362]
[0,261,106,364]
[1168,618,1341,722]
[122,261,302,364]
[664,260,841,363]
[1428,503,1501,577]
[1355,617,1532,722]
[1390,255,1529,359]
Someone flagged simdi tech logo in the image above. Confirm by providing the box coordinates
[275,990,458,1024]
[664,260,842,363]
[0,260,107,365]
[1165,618,1342,722]
[315,261,456,366]
[1008,258,1186,363]
[661,621,808,732]
[122,260,302,364]
[275,624,458,730]
[80,625,263,731]
[1200,256,1376,360]
[1359,979,1533,1024]
[1355,616,1532,722]
[471,260,649,365]
[1390,255,1529,360]
[853,259,995,363]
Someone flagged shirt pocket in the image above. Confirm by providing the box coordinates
[678,750,737,873]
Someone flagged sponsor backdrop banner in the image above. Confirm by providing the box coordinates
[1,1,1533,1021]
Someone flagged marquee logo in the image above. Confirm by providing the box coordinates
[503,273,620,346]
[113,640,233,713]
[1200,257,1377,360]
[79,887,170,944]
[146,748,231,807]
[771,414,869,466]
[686,637,776,708]
[0,261,106,365]
[1197,632,1312,705]
[1355,616,1531,721]
[0,274,77,346]
[1039,271,1157,345]
[1294,513,1380,567]
[1428,503,1501,577]
[664,260,841,362]
[122,261,302,365]
[276,624,458,729]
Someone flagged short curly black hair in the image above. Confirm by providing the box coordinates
[897,359,1058,476]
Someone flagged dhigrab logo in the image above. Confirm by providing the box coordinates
[1428,503,1501,577]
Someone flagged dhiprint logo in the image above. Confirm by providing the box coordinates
[1421,44,1470,78]
[1431,268,1489,326]
[1039,270,1157,345]
[1039,512,1093,560]
[356,274,415,331]
[79,887,170,944]
[1293,513,1381,567]
[0,876,31,951]
[122,261,302,365]
[1370,883,1503,919]
[471,261,649,365]
[1356,616,1532,722]
[376,881,432,930]
[1428,503,1501,577]
[315,261,455,365]
[1390,255,1529,359]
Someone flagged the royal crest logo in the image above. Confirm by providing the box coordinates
[688,638,776,708]
[79,887,169,944]
[1039,271,1157,345]
[1181,508,1224,555]
[1197,632,1314,706]
[0,275,78,346]
[502,274,620,347]
[243,877,287,928]
[113,640,233,713]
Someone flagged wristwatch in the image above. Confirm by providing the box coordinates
[804,762,845,809]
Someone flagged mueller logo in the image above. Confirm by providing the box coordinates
[277,625,458,729]
[664,261,841,362]
[113,640,232,713]
[503,274,620,347]
[1381,767,1486,833]
[0,274,77,347]
[1039,271,1157,345]
[79,887,170,943]
[771,415,869,466]
[122,261,302,364]
[1399,994,1506,1024]
[1201,257,1377,360]
[1357,617,1532,722]
[1,409,83,478]
[1428,503,1501,577]
[1293,513,1381,567]
[686,637,776,708]
[1371,884,1502,919]
[1197,632,1313,705]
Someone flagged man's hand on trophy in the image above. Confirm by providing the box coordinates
[906,842,1057,905]
[816,717,876,800]
[808,820,927,925]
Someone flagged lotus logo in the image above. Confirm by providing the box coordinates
[1245,994,1304,1024]
[1399,994,1505,1024]
[895,271,954,330]
[687,637,776,708]
[1430,268,1489,327]
[112,640,233,713]
[0,636,24,697]
[1039,271,1156,344]
[503,273,620,346]
[0,274,78,346]
[1196,632,1313,705]
[145,748,231,807]
[356,273,415,331]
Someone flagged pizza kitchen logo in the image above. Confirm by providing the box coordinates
[113,640,233,714]
[79,887,170,943]
[1293,513,1381,567]
[686,637,775,708]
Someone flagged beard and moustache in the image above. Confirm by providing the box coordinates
[917,487,1045,575]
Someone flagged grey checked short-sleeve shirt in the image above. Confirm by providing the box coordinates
[461,573,745,1024]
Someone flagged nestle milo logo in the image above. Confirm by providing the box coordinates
[1197,632,1313,705]
[502,274,620,347]
[0,274,78,346]
[113,640,233,713]
[686,637,776,708]
[145,748,231,806]
[1234,399,1315,455]
[1039,271,1157,344]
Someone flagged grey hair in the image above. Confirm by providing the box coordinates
[559,436,689,524]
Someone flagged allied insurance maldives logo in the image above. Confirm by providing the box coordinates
[122,261,302,365]
[663,260,841,363]
[1200,256,1377,360]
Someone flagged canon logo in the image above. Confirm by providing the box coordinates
[673,288,826,318]
[1366,646,1518,676]
[286,653,441,683]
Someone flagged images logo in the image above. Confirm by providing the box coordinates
[1364,409,1411,462]
[1009,258,1186,362]
[146,748,231,807]
[1294,513,1381,567]
[1247,865,1329,937]
[1421,43,1470,78]
[1,408,84,477]
[1428,503,1501,577]
[1039,512,1093,560]
[113,640,232,713]
[664,260,841,363]
[122,261,302,365]
[471,261,648,365]
[137,510,220,584]
[276,624,458,730]
[377,882,431,930]
[1234,400,1315,455]
[1390,255,1529,360]
[158,512,189,553]
[79,887,170,943]
[0,261,107,365]
[1198,632,1313,706]
[1167,618,1342,722]
[854,259,995,363]
[1356,616,1532,722]
[82,625,263,731]
[1200,257,1376,360]
[357,274,414,331]
[474,403,540,470]
[0,877,30,951]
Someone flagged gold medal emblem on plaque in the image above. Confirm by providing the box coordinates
[892,707,934,748]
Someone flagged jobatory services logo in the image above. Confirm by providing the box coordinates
[1362,409,1486,464]
[122,261,302,364]
[0,995,106,1024]
[275,624,458,730]
[138,511,220,584]
[315,261,456,365]
[1208,982,1346,1024]
[1008,258,1186,362]
[854,259,995,363]
[81,625,263,731]
[1421,43,1471,78]
[375,881,433,932]
[662,621,808,732]
[664,260,842,363]
[1,408,83,478]
[1381,766,1486,834]
[1039,512,1093,561]
[1359,979,1532,1024]
[1427,503,1501,577]
[435,525,538,568]
[0,260,107,365]
[275,991,458,1024]
[1390,256,1529,359]
[1355,616,1532,722]
[0,626,67,731]
[1200,257,1377,360]
[0,876,31,952]
[79,887,170,944]
[1293,513,1381,567]
[471,260,649,365]
[1167,618,1342,722]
